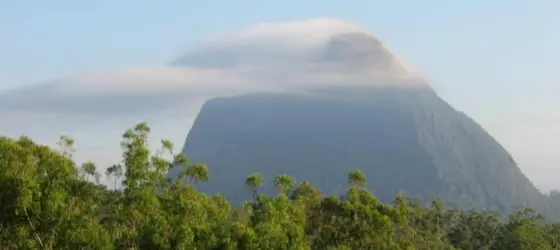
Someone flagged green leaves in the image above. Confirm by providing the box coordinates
[1,122,559,249]
[347,169,367,188]
[246,173,264,199]
[81,161,101,183]
[57,135,75,157]
[184,163,210,184]
[274,174,295,196]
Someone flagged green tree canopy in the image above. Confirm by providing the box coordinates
[0,122,558,249]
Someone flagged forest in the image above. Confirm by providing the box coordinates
[1,122,559,250]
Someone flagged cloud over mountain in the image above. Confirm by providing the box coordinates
[0,18,425,115]
[0,18,427,185]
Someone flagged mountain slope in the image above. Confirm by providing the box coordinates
[170,86,546,213]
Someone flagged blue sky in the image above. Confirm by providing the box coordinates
[1,0,558,118]
[2,0,558,90]
[0,0,559,190]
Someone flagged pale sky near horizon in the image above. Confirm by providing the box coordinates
[0,1,559,190]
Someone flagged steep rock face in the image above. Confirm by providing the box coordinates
[170,86,544,213]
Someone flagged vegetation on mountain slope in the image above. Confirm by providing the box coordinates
[2,122,560,249]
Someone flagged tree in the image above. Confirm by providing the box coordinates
[183,163,210,184]
[2,121,560,249]
[105,164,123,188]
[347,169,367,188]
[495,208,553,250]
[245,173,264,199]
[57,135,75,157]
[274,174,296,196]
[81,161,101,184]
[0,136,111,249]
[291,181,322,202]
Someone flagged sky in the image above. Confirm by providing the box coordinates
[0,0,559,190]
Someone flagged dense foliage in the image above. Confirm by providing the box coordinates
[1,123,560,249]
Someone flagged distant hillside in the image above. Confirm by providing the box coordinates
[169,86,550,215]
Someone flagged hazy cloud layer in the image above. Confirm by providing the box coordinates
[0,18,425,115]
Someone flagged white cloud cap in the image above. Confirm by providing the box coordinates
[0,18,428,186]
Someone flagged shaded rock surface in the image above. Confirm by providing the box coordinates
[169,86,547,215]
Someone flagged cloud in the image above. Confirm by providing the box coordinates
[2,18,554,192]
[0,18,428,185]
[1,18,425,115]
[0,66,254,114]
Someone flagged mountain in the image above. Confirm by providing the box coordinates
[169,85,547,213]
[166,25,551,215]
